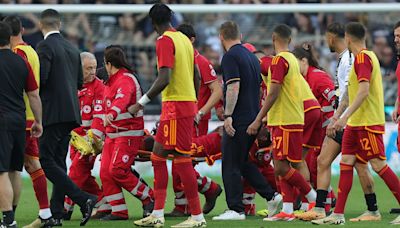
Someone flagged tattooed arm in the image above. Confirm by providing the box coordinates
[224,81,240,137]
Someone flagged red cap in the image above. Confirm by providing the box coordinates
[243,43,257,53]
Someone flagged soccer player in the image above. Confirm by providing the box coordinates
[0,21,43,228]
[63,52,110,220]
[312,22,400,225]
[247,24,316,221]
[2,16,54,228]
[132,3,206,227]
[165,23,223,217]
[101,46,154,221]
[392,21,400,151]
[297,22,379,222]
[213,21,280,221]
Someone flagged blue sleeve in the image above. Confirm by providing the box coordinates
[221,52,240,84]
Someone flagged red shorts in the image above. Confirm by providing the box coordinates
[25,130,39,159]
[155,117,194,154]
[342,128,385,164]
[270,125,303,163]
[303,108,323,149]
[193,119,209,137]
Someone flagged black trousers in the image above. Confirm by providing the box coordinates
[39,122,90,219]
[221,126,276,213]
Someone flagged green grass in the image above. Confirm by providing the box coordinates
[17,176,398,227]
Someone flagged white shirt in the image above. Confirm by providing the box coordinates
[44,30,60,40]
[336,49,354,102]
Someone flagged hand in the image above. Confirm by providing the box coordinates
[128,103,143,116]
[224,117,236,137]
[247,119,261,136]
[104,114,114,126]
[194,111,204,125]
[326,120,336,138]
[333,117,347,132]
[31,120,43,138]
[216,106,224,121]
[392,110,400,123]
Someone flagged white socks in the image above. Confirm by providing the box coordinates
[151,209,164,218]
[192,213,205,221]
[39,208,52,219]
[306,189,317,202]
[282,202,294,214]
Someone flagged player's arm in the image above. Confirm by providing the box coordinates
[247,56,287,135]
[36,42,53,87]
[199,62,223,116]
[393,97,399,123]
[24,62,43,137]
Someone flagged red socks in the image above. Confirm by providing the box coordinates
[174,157,202,216]
[151,154,168,210]
[378,165,400,204]
[29,168,49,209]
[334,163,353,214]
[280,177,294,203]
[283,168,311,195]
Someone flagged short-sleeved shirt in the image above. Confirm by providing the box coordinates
[0,49,38,130]
[221,44,261,127]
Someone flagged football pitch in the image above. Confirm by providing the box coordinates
[17,176,397,227]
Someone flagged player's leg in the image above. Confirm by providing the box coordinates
[99,138,128,220]
[312,129,359,225]
[197,170,222,214]
[0,171,14,226]
[297,135,341,221]
[349,162,380,222]
[166,162,189,217]
[242,180,256,216]
[107,137,154,218]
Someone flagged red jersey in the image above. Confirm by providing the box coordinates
[304,66,336,127]
[196,49,218,120]
[104,68,144,138]
[73,77,105,138]
[191,132,222,165]
[249,143,272,168]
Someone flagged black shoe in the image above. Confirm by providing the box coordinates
[0,221,16,228]
[391,208,400,214]
[203,184,223,214]
[52,218,63,226]
[62,211,73,221]
[80,196,98,226]
[142,201,154,218]
[99,214,128,221]
[40,217,58,228]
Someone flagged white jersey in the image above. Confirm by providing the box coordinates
[335,49,354,102]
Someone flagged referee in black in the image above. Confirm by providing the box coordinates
[213,21,281,221]
[36,9,96,226]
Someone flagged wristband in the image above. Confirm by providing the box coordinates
[138,94,151,106]
[223,114,232,119]
[198,111,205,117]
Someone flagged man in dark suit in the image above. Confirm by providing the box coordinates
[36,9,97,226]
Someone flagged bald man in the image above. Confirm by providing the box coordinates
[63,52,108,220]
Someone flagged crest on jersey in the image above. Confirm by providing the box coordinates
[122,155,129,163]
[82,105,92,114]
[116,88,124,99]
[94,104,102,112]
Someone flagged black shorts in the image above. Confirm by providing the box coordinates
[0,130,25,172]
[332,130,344,145]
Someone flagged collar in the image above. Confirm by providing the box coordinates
[44,30,60,40]
[338,49,348,58]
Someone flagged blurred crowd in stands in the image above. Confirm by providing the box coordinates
[1,0,400,112]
